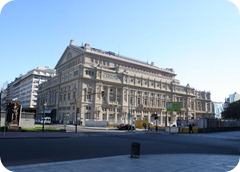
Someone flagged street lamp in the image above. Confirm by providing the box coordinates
[42,102,47,132]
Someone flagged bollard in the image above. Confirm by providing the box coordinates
[130,142,140,158]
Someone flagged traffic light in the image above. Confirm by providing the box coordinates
[76,108,80,113]
[151,114,158,120]
[101,91,105,97]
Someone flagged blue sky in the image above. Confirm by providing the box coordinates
[0,0,240,102]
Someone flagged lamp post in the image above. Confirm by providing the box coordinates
[75,105,78,133]
[42,102,47,132]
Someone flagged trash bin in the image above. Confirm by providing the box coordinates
[131,142,140,158]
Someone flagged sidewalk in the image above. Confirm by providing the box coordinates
[6,154,240,172]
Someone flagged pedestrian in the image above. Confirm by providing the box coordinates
[148,123,151,131]
[143,123,146,130]
[188,123,193,133]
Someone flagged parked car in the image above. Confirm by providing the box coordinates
[117,124,135,130]
[35,119,41,124]
[40,117,52,124]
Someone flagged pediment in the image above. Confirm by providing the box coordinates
[55,45,84,69]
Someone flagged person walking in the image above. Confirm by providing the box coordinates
[188,123,193,133]
[143,123,146,130]
[148,123,151,131]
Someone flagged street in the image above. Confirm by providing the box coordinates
[0,130,240,166]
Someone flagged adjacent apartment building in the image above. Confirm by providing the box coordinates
[223,92,240,110]
[37,40,212,126]
[6,67,55,113]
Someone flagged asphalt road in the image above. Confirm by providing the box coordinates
[0,131,240,166]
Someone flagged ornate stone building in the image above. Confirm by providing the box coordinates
[37,40,212,126]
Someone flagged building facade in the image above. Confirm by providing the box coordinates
[6,67,55,113]
[38,40,212,126]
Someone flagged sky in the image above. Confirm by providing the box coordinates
[0,0,240,102]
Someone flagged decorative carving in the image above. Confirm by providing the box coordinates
[102,72,119,81]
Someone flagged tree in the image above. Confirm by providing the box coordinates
[222,100,240,119]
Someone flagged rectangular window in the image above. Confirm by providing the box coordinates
[86,106,91,110]
[68,92,70,100]
[73,92,76,99]
[130,97,133,104]
[87,92,91,100]
[74,70,79,76]
[137,97,140,105]
[85,70,94,76]
[144,99,147,105]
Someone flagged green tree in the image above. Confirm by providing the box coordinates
[222,100,240,119]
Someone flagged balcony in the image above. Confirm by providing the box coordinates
[106,101,118,107]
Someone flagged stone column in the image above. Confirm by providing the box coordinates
[115,87,117,102]
[106,109,109,123]
[108,86,111,102]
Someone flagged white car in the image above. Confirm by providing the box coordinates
[40,117,51,124]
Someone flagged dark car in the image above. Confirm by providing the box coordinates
[117,124,135,130]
